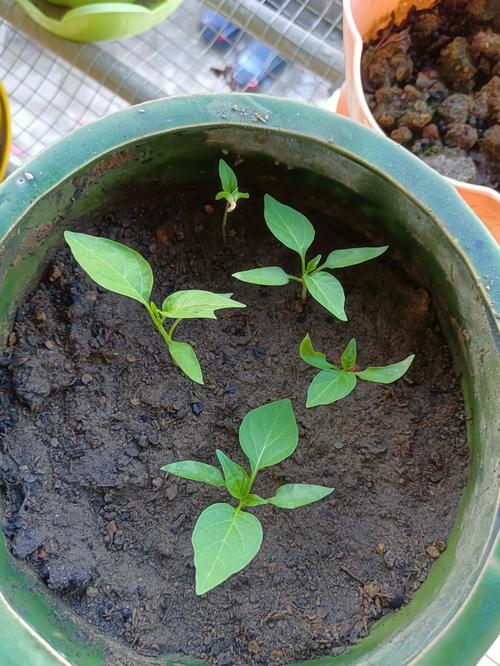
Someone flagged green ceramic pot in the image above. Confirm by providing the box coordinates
[0,94,498,665]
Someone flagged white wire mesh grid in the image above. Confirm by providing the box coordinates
[0,0,344,166]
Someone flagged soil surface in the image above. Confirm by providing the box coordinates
[0,186,468,665]
[362,0,500,191]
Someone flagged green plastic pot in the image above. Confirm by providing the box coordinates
[0,94,498,665]
[15,0,182,42]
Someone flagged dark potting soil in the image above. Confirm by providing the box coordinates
[362,0,500,191]
[0,187,468,665]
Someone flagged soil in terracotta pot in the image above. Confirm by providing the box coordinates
[362,0,500,191]
[0,185,468,665]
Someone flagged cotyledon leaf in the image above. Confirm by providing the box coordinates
[161,461,225,488]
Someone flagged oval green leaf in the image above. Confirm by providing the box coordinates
[304,271,347,321]
[306,369,357,408]
[216,450,250,500]
[193,503,263,594]
[341,338,357,371]
[168,340,204,384]
[64,231,153,305]
[356,354,415,384]
[268,483,334,509]
[299,333,333,370]
[161,461,225,488]
[322,246,389,269]
[219,158,238,194]
[239,399,298,473]
[162,290,246,319]
[264,195,315,258]
[232,267,290,286]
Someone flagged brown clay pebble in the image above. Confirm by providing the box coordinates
[426,545,441,559]
[44,339,55,350]
[248,640,260,655]
[35,311,46,322]
[375,543,386,555]
[362,2,500,191]
[155,227,169,244]
[81,373,93,385]
[204,204,214,215]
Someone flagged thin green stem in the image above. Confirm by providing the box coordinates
[147,303,177,347]
[167,318,181,340]
[301,280,307,305]
[287,274,302,283]
[222,201,230,243]
[300,255,308,305]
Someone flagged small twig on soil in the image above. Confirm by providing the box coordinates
[340,565,365,587]
[386,386,409,408]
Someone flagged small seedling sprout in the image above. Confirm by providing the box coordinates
[300,334,414,407]
[216,159,249,242]
[64,231,245,385]
[233,195,388,321]
[162,399,333,594]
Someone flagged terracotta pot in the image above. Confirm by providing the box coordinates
[338,0,500,243]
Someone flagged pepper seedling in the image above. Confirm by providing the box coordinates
[300,334,414,407]
[64,231,245,385]
[162,399,333,594]
[233,195,388,321]
[216,159,249,243]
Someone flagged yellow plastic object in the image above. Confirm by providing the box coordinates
[15,0,183,42]
[0,83,11,181]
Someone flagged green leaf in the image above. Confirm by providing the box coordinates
[264,195,315,258]
[239,399,298,473]
[322,246,388,269]
[299,334,333,370]
[356,354,415,384]
[219,159,238,194]
[306,254,322,273]
[232,267,290,286]
[304,271,347,321]
[193,503,263,594]
[168,340,204,384]
[64,231,153,306]
[161,290,246,319]
[268,483,334,509]
[216,450,250,500]
[235,191,249,201]
[215,191,234,204]
[245,494,267,506]
[161,461,225,488]
[306,369,357,407]
[341,338,357,371]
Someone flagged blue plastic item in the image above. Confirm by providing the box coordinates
[200,8,240,46]
[232,40,286,90]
